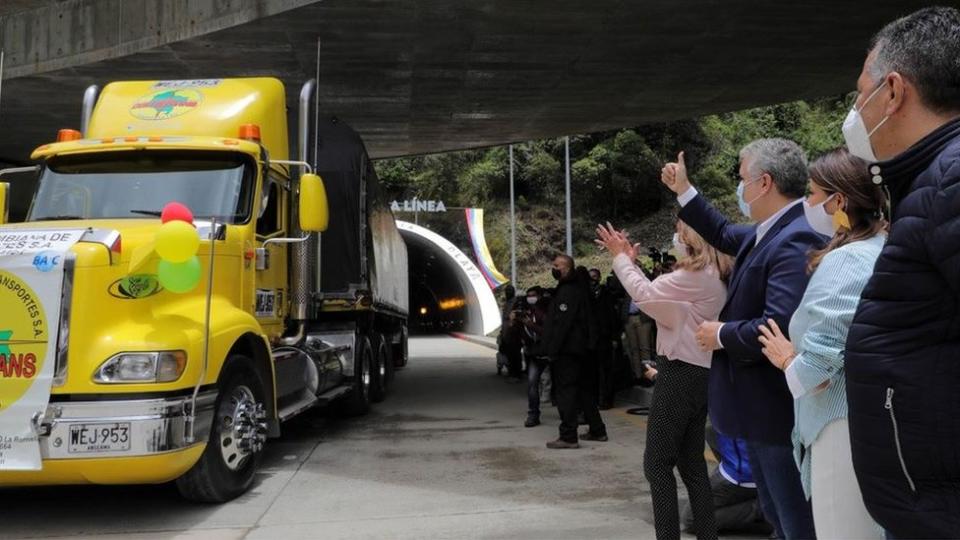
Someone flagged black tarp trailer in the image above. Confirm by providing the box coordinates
[307,117,409,413]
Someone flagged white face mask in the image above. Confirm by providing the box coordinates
[736,176,764,219]
[842,81,890,163]
[803,194,837,237]
[526,297,538,305]
[672,233,688,256]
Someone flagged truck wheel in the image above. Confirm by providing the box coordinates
[393,326,408,369]
[370,337,388,403]
[383,338,396,384]
[176,355,268,503]
[341,336,372,416]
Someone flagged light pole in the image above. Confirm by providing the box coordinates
[509,144,517,286]
[564,136,572,256]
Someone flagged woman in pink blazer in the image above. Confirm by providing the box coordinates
[597,221,731,540]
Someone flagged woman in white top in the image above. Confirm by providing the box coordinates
[758,148,887,539]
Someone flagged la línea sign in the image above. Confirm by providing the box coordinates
[390,199,447,213]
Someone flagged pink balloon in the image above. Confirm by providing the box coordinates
[161,202,194,224]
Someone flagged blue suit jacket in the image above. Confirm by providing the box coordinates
[679,195,826,444]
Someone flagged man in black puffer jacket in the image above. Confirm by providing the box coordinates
[843,7,960,538]
[536,254,606,449]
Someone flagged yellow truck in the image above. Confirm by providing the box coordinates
[0,78,409,501]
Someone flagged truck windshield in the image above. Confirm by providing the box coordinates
[27,151,254,223]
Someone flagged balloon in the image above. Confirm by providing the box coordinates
[161,202,194,224]
[158,257,202,293]
[155,221,199,263]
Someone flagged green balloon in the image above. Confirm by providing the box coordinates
[158,256,202,293]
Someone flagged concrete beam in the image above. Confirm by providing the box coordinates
[0,0,320,79]
[0,0,952,164]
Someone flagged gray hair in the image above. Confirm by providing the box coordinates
[869,6,960,114]
[739,138,808,199]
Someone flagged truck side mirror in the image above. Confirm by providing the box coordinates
[0,182,9,225]
[298,173,328,232]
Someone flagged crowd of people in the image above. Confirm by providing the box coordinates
[499,7,960,539]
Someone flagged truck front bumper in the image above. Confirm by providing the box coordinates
[0,391,217,486]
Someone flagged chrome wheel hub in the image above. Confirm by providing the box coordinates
[218,385,267,471]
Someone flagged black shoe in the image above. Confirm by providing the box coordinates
[580,430,608,442]
[546,439,580,449]
[524,416,540,427]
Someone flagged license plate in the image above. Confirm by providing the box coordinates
[67,422,131,454]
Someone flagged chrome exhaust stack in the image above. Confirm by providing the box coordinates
[283,79,318,344]
[81,85,100,136]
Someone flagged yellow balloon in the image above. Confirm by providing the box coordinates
[155,221,199,263]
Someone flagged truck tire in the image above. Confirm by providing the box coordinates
[176,355,268,503]
[393,326,408,369]
[370,336,388,403]
[383,337,396,384]
[341,336,372,416]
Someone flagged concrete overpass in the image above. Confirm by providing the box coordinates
[0,0,948,164]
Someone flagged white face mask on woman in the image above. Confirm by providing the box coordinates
[672,233,688,256]
[803,194,837,237]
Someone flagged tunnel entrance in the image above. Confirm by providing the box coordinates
[398,221,500,337]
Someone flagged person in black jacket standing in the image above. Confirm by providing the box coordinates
[498,285,523,381]
[537,254,607,449]
[589,268,619,409]
[842,8,960,538]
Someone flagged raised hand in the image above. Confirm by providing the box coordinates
[595,222,639,260]
[660,151,692,195]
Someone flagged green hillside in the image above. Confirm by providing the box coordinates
[377,96,850,289]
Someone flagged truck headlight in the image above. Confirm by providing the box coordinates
[94,351,187,383]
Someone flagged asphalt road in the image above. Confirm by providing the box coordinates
[1,336,726,539]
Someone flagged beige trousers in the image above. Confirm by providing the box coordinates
[810,418,884,540]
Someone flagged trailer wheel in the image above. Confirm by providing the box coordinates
[370,336,388,403]
[176,355,267,503]
[393,326,408,369]
[382,337,396,384]
[341,336,372,416]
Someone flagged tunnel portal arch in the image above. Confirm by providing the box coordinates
[398,220,501,336]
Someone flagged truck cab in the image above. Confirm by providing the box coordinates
[0,78,408,501]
